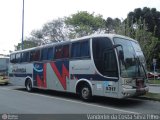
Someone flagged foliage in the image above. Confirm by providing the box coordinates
[15,8,160,69]
[125,18,158,66]
[42,18,69,42]
[65,11,106,38]
[126,7,160,68]
[143,93,160,101]
[15,18,69,50]
[148,80,160,84]
[127,7,160,38]
[15,40,38,50]
[105,17,121,33]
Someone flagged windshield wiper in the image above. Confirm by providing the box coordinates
[138,57,147,79]
[134,56,147,79]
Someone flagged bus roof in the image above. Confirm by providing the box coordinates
[0,55,9,59]
[71,34,136,42]
[11,40,70,54]
[11,34,136,54]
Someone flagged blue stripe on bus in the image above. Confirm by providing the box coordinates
[9,73,32,78]
[71,74,118,81]
[9,73,118,81]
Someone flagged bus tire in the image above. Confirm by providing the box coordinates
[25,79,32,92]
[80,84,92,101]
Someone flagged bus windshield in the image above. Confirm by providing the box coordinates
[114,37,146,78]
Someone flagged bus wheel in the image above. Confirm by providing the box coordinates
[25,79,32,92]
[80,84,92,101]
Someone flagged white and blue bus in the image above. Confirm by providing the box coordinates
[9,34,148,101]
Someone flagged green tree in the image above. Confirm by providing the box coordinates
[65,11,106,38]
[42,18,69,42]
[15,18,69,50]
[127,7,160,38]
[127,7,160,68]
[15,40,38,50]
[29,30,45,45]
[105,17,121,33]
[134,19,158,66]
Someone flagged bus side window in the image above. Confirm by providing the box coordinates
[30,50,40,61]
[71,40,90,59]
[41,48,48,60]
[55,45,63,59]
[30,51,34,61]
[63,45,69,58]
[47,47,54,60]
[71,42,80,58]
[21,52,29,62]
[15,53,21,63]
[81,40,90,57]
[10,54,16,63]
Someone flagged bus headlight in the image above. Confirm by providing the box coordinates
[122,85,133,89]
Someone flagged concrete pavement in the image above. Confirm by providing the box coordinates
[149,84,160,94]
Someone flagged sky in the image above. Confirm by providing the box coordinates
[0,0,160,54]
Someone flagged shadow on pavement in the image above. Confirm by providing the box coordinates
[14,87,144,109]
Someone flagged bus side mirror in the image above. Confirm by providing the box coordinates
[113,44,124,61]
[119,50,124,61]
[113,44,122,49]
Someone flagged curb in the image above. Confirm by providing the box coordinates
[136,92,160,102]
[137,96,160,102]
[149,84,160,86]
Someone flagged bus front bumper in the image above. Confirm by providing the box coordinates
[122,86,149,97]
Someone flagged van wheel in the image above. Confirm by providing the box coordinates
[25,80,32,92]
[80,84,92,101]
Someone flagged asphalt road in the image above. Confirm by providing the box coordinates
[0,85,160,119]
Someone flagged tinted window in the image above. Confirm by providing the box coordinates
[63,45,69,58]
[114,37,146,78]
[10,54,16,63]
[30,50,40,61]
[21,52,29,62]
[47,47,54,60]
[71,42,80,58]
[92,37,118,77]
[71,40,90,59]
[15,53,21,63]
[55,45,63,59]
[81,41,89,57]
[41,48,48,60]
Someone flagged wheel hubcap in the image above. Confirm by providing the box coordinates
[27,82,31,91]
[82,88,89,99]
